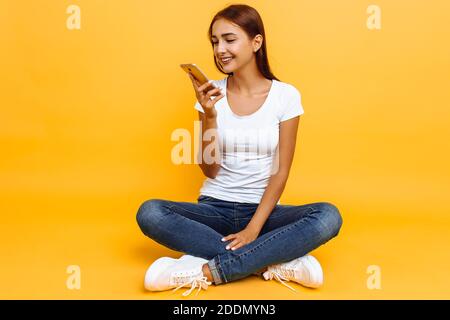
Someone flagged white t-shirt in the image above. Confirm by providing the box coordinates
[194,76,304,204]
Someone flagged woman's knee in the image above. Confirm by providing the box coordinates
[136,199,169,234]
[316,202,343,238]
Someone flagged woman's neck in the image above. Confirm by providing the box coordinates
[228,74,271,96]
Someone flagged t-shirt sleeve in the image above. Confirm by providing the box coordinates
[280,85,304,122]
[194,100,205,113]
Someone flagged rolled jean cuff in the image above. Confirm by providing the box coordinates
[207,257,225,285]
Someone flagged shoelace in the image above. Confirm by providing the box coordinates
[265,270,297,292]
[265,261,304,292]
[171,274,212,297]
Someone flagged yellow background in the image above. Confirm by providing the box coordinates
[1,0,449,299]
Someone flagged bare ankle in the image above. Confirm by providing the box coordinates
[202,263,214,283]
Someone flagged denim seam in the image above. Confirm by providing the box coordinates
[260,205,316,220]
[209,255,227,284]
[234,217,253,221]
[167,203,223,219]
[208,258,223,285]
[234,205,317,221]
[218,255,228,283]
[220,207,317,266]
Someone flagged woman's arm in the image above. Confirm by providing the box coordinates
[246,116,301,233]
[197,111,221,179]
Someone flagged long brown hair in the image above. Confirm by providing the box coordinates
[207,4,280,81]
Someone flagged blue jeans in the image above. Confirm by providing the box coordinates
[136,195,343,285]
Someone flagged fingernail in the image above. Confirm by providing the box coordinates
[221,238,225,242]
[226,246,230,250]
[231,247,235,251]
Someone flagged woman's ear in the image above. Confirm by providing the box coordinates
[253,34,263,52]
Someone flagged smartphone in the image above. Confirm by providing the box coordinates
[180,63,219,97]
[180,63,210,84]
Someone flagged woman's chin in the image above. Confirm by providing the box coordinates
[222,65,235,72]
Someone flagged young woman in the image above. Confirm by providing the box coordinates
[136,4,342,297]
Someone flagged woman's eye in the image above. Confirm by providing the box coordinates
[212,40,235,45]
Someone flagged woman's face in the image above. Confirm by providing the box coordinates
[211,19,262,73]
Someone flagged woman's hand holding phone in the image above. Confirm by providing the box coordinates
[188,73,224,119]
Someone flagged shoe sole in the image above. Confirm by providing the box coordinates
[144,257,176,291]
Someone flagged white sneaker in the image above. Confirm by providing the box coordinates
[262,255,323,291]
[144,255,212,296]
[178,254,206,262]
